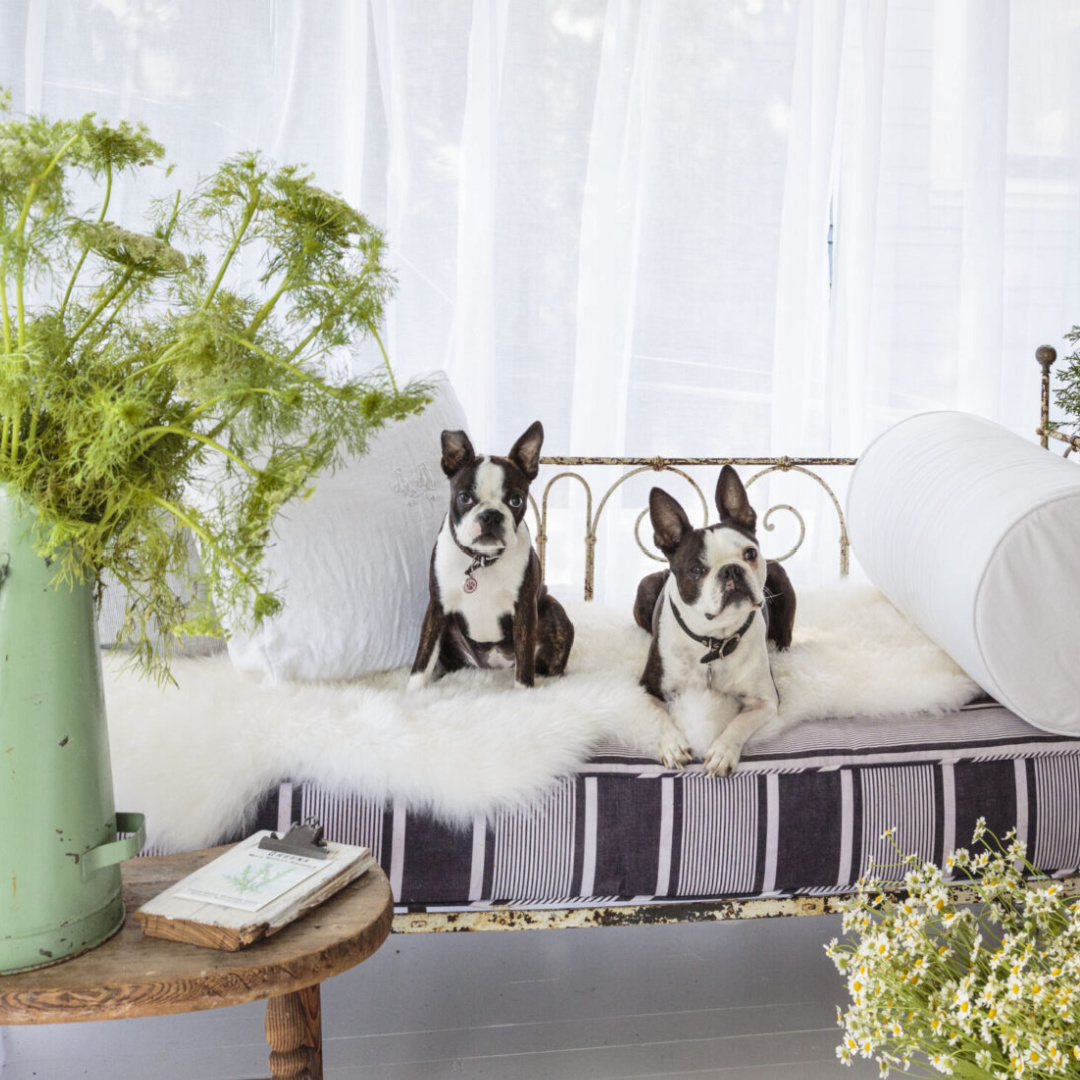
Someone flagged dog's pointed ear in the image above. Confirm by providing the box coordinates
[715,465,756,532]
[441,430,476,477]
[508,421,544,481]
[649,488,692,557]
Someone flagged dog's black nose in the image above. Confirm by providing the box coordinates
[721,564,743,582]
[478,509,503,528]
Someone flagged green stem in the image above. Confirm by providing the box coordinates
[161,188,182,242]
[12,132,81,238]
[189,331,344,461]
[246,275,291,337]
[98,164,114,225]
[145,494,255,588]
[25,406,39,455]
[945,1059,995,1079]
[81,275,147,355]
[175,386,290,426]
[162,391,272,478]
[0,274,11,355]
[224,332,327,387]
[370,324,398,393]
[133,425,258,476]
[202,192,259,310]
[92,489,136,540]
[199,400,248,459]
[119,335,189,386]
[59,163,114,321]
[58,249,91,324]
[61,268,135,361]
[285,324,323,364]
[14,269,25,352]
[13,130,82,349]
[9,402,20,464]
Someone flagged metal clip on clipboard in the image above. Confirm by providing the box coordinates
[257,816,329,859]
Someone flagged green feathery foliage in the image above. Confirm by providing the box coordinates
[1053,327,1080,436]
[0,93,427,679]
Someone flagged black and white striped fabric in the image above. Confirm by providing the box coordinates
[238,701,1080,908]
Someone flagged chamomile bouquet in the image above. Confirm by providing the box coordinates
[827,820,1080,1079]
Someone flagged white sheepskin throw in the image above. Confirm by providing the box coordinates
[106,583,979,852]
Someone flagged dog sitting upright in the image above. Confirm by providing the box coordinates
[634,465,796,775]
[409,421,574,690]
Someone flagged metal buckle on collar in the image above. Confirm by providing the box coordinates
[668,596,760,667]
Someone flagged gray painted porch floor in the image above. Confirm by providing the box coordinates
[0,913,877,1079]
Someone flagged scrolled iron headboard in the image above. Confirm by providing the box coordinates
[530,347,1073,603]
[528,454,857,600]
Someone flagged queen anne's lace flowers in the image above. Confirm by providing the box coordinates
[0,93,428,679]
[826,820,1080,1079]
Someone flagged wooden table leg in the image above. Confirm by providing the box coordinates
[266,983,323,1080]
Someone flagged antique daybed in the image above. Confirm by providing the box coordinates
[109,347,1080,933]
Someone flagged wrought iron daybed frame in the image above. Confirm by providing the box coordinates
[392,346,1080,934]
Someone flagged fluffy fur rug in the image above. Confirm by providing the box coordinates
[106,583,979,852]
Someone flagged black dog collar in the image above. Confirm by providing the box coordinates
[668,596,761,664]
[451,529,500,593]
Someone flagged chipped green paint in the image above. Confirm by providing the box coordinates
[0,489,144,973]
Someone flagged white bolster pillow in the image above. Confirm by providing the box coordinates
[847,411,1080,735]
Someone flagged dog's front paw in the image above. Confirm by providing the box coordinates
[651,708,692,770]
[658,725,692,770]
[406,672,429,693]
[703,732,743,777]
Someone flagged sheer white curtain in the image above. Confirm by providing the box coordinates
[810,0,1080,453]
[4,0,1080,596]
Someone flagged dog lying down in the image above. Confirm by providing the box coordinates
[633,465,796,776]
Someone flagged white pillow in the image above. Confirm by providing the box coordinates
[847,411,1080,735]
[224,371,468,682]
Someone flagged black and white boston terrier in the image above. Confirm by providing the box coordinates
[633,465,796,775]
[409,421,574,690]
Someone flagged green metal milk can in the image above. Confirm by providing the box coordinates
[0,489,145,973]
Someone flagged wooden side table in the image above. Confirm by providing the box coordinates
[0,847,394,1080]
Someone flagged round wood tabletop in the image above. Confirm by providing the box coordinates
[0,847,394,1025]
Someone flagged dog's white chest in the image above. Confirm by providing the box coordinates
[657,590,773,701]
[436,523,531,644]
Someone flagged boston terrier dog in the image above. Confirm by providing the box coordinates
[409,421,574,690]
[633,465,796,775]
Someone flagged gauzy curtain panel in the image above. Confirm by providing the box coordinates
[3,0,1080,592]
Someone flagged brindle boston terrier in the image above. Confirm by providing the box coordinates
[408,422,574,689]
[633,465,796,775]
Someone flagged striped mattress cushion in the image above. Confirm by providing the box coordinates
[231,700,1080,908]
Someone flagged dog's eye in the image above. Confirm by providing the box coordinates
[457,492,475,508]
[690,565,706,577]
[508,493,524,509]
[743,547,758,562]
